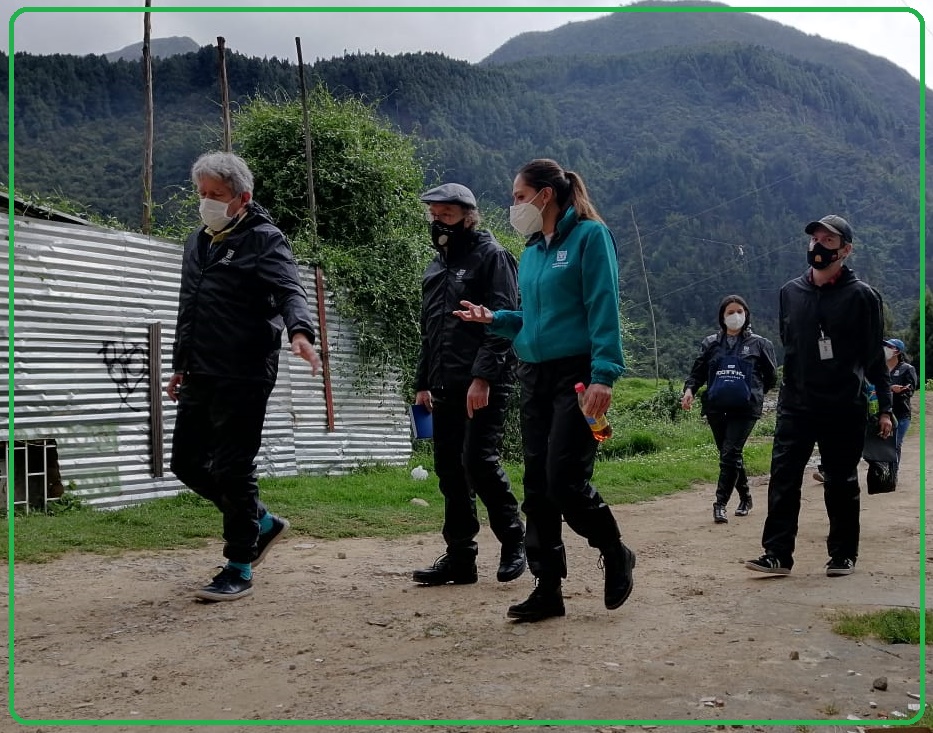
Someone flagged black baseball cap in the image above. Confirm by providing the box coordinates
[805,215,853,243]
[419,183,477,209]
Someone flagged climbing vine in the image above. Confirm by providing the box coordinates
[233,89,433,391]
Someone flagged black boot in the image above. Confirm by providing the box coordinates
[506,579,565,622]
[412,554,477,585]
[599,541,636,610]
[713,503,728,524]
[735,493,753,517]
[497,542,527,582]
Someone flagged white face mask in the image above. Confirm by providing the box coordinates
[199,197,235,231]
[509,190,544,236]
[883,347,896,360]
[724,312,745,331]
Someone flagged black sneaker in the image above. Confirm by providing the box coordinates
[826,557,856,576]
[507,581,565,622]
[713,503,729,524]
[412,554,478,585]
[194,566,254,602]
[252,515,290,568]
[496,542,527,583]
[735,496,752,516]
[745,554,791,575]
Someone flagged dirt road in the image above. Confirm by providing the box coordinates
[6,399,929,731]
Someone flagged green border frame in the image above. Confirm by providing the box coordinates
[5,3,927,727]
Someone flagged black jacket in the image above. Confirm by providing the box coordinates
[889,361,918,420]
[416,229,518,392]
[172,202,315,383]
[777,266,891,416]
[684,330,778,417]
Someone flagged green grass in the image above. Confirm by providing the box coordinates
[831,608,931,645]
[919,704,933,728]
[831,609,930,726]
[3,380,778,563]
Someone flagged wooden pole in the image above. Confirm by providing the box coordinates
[631,206,660,385]
[148,322,164,477]
[141,0,153,234]
[294,37,318,240]
[295,37,334,432]
[217,37,232,152]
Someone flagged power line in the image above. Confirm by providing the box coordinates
[619,185,921,315]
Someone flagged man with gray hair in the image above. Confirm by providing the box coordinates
[167,151,321,602]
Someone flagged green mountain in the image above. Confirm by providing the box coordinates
[483,0,924,121]
[2,4,925,375]
[307,46,922,371]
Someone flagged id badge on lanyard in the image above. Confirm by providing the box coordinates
[817,328,833,360]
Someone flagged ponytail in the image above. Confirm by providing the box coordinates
[516,158,604,224]
[564,170,604,224]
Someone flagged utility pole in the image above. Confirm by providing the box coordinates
[141,0,153,234]
[631,206,660,384]
[217,37,232,152]
[295,37,334,432]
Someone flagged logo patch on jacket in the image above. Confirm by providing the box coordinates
[455,268,467,282]
[219,249,235,265]
[552,250,569,268]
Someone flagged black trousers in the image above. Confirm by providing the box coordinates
[431,386,523,561]
[706,413,757,505]
[518,356,621,581]
[761,409,866,566]
[170,374,273,564]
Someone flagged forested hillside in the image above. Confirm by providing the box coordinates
[3,3,925,375]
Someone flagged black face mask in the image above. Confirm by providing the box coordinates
[430,219,466,249]
[807,241,844,270]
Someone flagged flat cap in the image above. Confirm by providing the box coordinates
[419,183,477,208]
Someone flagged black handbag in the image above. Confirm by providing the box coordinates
[862,414,898,494]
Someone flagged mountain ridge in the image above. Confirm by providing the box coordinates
[104,35,200,62]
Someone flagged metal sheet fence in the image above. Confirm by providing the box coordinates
[2,214,412,509]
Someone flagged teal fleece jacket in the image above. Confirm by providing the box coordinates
[489,206,625,386]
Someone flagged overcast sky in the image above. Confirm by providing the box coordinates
[4,0,926,85]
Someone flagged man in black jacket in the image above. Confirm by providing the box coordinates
[167,151,321,602]
[411,183,526,586]
[746,214,892,578]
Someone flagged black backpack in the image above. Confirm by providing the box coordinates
[705,339,753,411]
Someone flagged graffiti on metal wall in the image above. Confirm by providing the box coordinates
[98,341,148,410]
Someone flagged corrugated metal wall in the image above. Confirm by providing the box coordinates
[2,213,413,508]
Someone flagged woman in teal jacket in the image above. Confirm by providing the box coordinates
[455,158,635,622]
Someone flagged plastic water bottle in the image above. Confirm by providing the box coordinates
[574,382,613,442]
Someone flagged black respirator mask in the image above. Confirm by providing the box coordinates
[807,240,846,270]
[430,219,466,249]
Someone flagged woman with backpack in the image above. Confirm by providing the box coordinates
[681,295,778,524]
[883,338,918,480]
